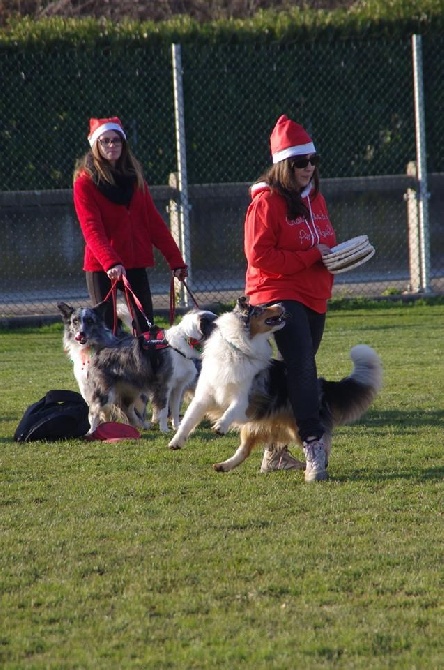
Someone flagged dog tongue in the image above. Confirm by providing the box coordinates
[75,333,86,343]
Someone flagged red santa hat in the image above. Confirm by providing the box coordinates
[88,116,126,147]
[270,115,316,164]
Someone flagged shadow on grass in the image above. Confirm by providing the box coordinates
[334,465,444,483]
[361,409,444,428]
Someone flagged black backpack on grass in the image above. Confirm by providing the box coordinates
[14,390,90,442]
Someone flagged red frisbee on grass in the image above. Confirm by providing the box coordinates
[84,422,141,443]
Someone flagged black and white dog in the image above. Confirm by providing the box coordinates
[58,301,217,434]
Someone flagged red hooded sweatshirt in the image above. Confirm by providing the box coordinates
[244,182,336,313]
[73,172,185,273]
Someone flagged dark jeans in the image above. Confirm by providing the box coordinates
[272,300,326,442]
[85,268,154,335]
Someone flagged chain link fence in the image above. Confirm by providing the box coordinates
[1,35,443,323]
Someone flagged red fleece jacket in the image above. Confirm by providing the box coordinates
[73,172,185,272]
[244,183,336,313]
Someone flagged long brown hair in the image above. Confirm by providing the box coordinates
[73,133,145,189]
[258,158,320,220]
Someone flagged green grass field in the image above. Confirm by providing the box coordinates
[1,303,443,669]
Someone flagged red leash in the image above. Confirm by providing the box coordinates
[121,275,153,333]
[104,274,198,333]
[102,280,120,335]
[103,276,153,336]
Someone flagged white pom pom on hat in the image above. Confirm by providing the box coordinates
[88,116,127,147]
[270,115,316,164]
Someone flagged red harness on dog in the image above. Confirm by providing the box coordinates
[141,329,169,350]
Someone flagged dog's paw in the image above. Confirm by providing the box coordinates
[170,416,181,430]
[213,422,228,435]
[87,420,100,435]
[168,438,183,450]
[213,462,227,472]
[159,425,170,434]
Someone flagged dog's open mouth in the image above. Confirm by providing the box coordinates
[75,334,88,345]
[264,313,286,326]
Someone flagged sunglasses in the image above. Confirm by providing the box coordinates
[291,154,320,169]
[99,136,123,147]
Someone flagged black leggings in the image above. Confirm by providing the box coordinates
[85,268,154,335]
[272,300,326,442]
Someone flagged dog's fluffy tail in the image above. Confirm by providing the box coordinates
[320,344,382,427]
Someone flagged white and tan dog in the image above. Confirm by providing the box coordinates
[166,295,382,475]
[168,296,287,449]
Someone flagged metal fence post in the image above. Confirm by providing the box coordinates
[404,162,421,293]
[412,34,432,293]
[172,43,191,307]
[168,171,185,307]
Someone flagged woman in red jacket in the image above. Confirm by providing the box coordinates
[244,115,336,482]
[73,116,187,334]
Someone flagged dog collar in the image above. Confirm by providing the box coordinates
[186,337,203,354]
[167,337,203,359]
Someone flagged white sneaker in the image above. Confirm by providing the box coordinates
[260,445,305,473]
[303,436,328,482]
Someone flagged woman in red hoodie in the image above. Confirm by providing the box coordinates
[73,116,187,334]
[244,115,336,482]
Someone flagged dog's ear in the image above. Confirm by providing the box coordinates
[94,300,110,322]
[234,297,265,325]
[57,302,74,321]
[235,296,250,314]
[199,312,218,340]
[234,297,253,328]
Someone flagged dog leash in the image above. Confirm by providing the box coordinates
[119,278,169,348]
[169,272,200,325]
[120,275,154,334]
[102,280,121,335]
[103,277,153,336]
[105,274,198,335]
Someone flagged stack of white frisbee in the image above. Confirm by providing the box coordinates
[323,235,375,274]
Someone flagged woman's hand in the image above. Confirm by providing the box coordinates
[316,244,332,257]
[107,264,126,281]
[173,267,188,281]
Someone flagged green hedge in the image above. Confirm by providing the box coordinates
[0,0,443,190]
[1,0,443,45]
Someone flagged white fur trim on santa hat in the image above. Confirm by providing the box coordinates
[272,142,316,164]
[88,122,126,147]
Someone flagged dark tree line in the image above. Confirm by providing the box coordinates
[1,0,356,23]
